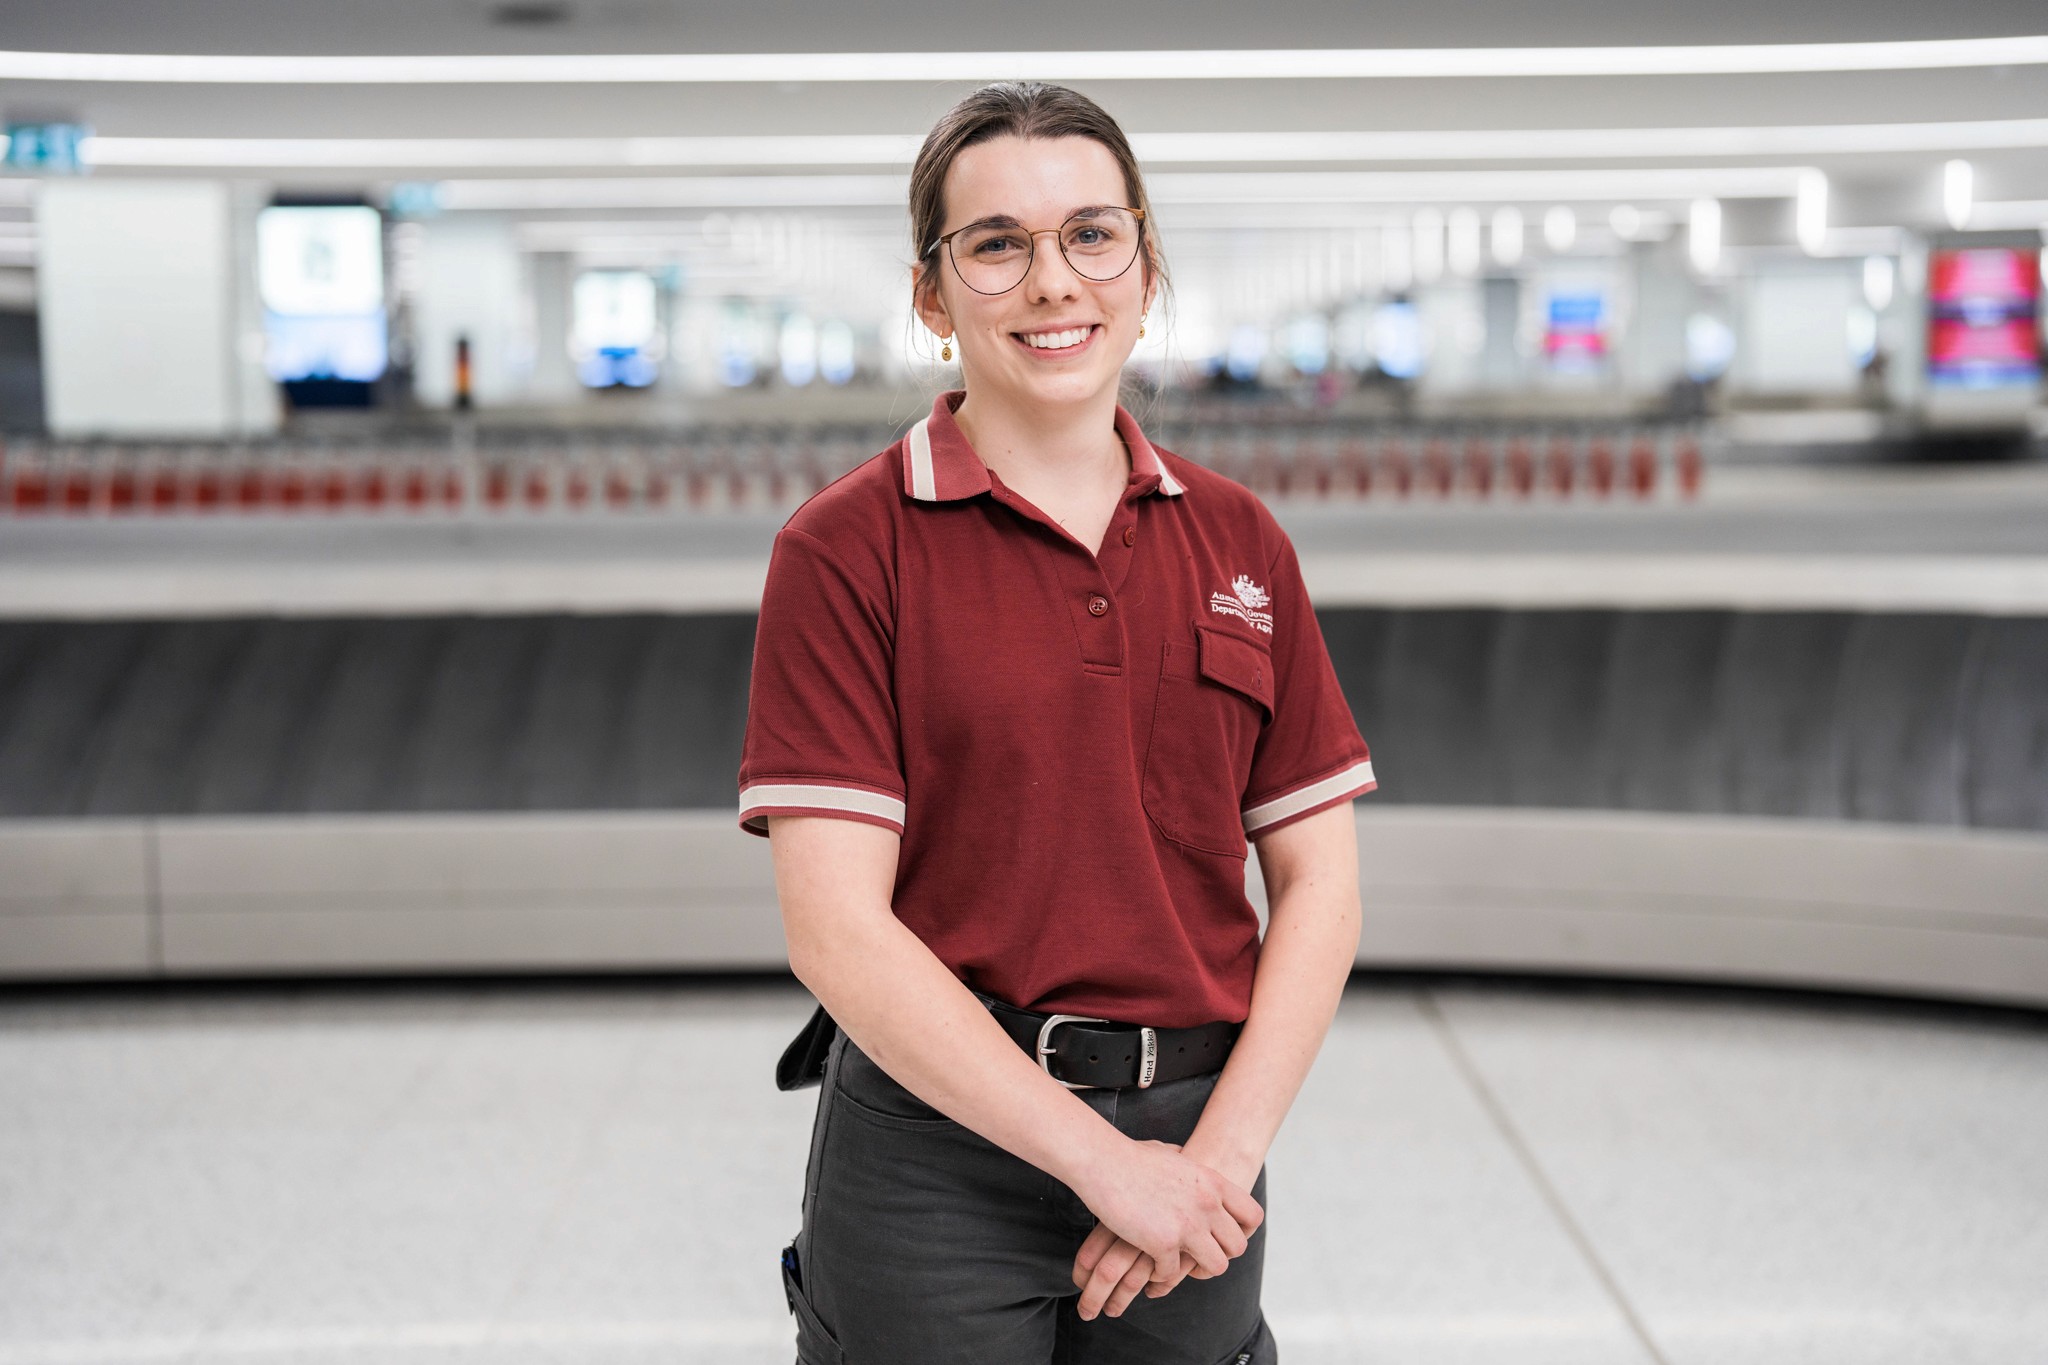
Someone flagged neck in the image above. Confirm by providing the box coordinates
[950,381,1126,491]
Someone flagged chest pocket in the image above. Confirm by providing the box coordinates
[1141,622,1274,857]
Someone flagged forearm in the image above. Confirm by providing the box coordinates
[1182,874,1361,1188]
[789,899,1128,1194]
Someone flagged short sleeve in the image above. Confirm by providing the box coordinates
[737,525,905,838]
[1240,529,1376,839]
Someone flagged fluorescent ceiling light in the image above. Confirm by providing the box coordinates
[1490,206,1524,266]
[437,175,908,210]
[1,36,2044,84]
[1967,198,2048,230]
[82,134,925,168]
[1149,167,1810,203]
[1795,224,1908,257]
[1446,206,1483,276]
[1543,205,1576,252]
[1137,118,2048,162]
[1796,169,1830,253]
[70,118,2048,170]
[434,166,1813,212]
[1411,207,1445,282]
[1942,158,1975,229]
[1688,198,1721,273]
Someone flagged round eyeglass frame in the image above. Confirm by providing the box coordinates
[929,207,1148,296]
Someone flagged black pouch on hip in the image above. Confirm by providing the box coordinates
[775,1001,838,1091]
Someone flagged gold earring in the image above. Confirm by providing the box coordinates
[941,336,953,361]
[1138,318,1147,338]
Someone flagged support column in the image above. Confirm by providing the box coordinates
[36,179,278,438]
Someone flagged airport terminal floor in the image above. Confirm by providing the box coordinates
[7,8,2048,1363]
[4,974,2045,1365]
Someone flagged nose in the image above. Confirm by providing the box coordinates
[1021,226,1085,300]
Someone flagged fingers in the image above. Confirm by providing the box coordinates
[1144,1252,1196,1298]
[1070,1222,1119,1288]
[1212,1213,1249,1261]
[1183,1230,1230,1279]
[1088,1246,1190,1315]
[1102,1251,1155,1318]
[1076,1239,1146,1321]
[1219,1180,1265,1236]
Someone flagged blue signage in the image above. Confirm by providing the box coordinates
[4,123,91,174]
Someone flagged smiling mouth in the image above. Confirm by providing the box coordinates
[1013,324,1100,354]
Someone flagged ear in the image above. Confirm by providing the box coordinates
[910,261,953,340]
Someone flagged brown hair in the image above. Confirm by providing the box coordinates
[909,82,1167,308]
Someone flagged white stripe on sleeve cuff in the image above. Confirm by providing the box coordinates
[739,782,906,833]
[1240,760,1376,835]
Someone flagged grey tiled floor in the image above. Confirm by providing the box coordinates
[2,978,2043,1365]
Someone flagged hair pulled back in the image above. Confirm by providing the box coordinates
[909,82,1167,306]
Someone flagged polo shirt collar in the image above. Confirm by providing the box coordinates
[902,389,1187,503]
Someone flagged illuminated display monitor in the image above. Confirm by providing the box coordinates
[572,270,661,388]
[1926,247,2041,390]
[1544,288,1607,371]
[257,205,387,384]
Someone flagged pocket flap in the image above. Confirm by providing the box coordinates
[1196,623,1274,715]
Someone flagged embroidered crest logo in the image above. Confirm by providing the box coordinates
[1209,575,1274,633]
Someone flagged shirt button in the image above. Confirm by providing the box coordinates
[1087,594,1110,616]
[1122,526,1136,546]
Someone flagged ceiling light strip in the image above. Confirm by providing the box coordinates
[1148,167,1809,202]
[72,118,2048,170]
[77,134,928,168]
[432,166,1811,212]
[0,36,2044,84]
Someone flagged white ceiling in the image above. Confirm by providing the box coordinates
[1,6,2042,285]
[3,0,2043,56]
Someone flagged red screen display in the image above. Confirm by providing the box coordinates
[1926,248,2041,388]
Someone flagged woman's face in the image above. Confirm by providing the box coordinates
[915,133,1154,413]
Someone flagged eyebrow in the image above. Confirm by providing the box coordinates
[947,204,1123,235]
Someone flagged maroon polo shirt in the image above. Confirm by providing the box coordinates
[738,390,1375,1028]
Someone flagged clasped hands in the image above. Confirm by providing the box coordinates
[1070,1140,1263,1322]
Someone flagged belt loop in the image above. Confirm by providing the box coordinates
[1137,1027,1158,1088]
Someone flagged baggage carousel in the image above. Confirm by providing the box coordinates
[2,462,2044,1007]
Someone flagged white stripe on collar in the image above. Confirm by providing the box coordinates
[908,417,937,501]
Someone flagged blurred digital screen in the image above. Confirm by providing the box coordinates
[266,316,388,385]
[573,271,658,355]
[574,270,660,388]
[258,207,384,316]
[258,206,387,383]
[1926,248,2041,389]
[1369,303,1424,380]
[1544,289,1608,370]
[573,274,659,388]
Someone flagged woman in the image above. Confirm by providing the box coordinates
[738,81,1376,1365]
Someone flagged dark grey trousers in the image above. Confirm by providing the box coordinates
[780,1021,1276,1365]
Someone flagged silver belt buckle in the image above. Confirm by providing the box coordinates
[1037,1015,1161,1090]
[1036,1014,1107,1090]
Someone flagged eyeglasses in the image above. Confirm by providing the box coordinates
[930,207,1147,296]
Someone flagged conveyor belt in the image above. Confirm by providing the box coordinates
[1,608,2040,832]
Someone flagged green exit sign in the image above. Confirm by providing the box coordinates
[4,123,91,174]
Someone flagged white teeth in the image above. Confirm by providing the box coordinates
[1021,327,1091,349]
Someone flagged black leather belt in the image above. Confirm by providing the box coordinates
[980,994,1241,1091]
